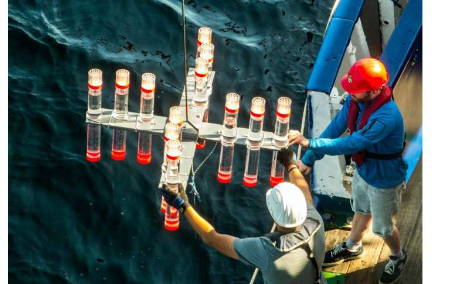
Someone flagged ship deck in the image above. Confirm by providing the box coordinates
[323,157,422,284]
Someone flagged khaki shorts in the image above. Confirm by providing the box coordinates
[351,170,405,238]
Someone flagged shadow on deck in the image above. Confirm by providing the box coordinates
[323,157,422,284]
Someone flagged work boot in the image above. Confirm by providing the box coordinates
[379,249,407,284]
[323,241,363,267]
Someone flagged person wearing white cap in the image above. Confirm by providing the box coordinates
[162,148,326,284]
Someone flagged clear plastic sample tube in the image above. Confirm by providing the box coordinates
[248,97,266,142]
[87,69,103,118]
[273,97,292,147]
[217,138,235,184]
[243,97,265,187]
[243,141,261,187]
[222,93,240,138]
[86,124,101,162]
[164,206,180,231]
[138,73,156,123]
[194,58,209,103]
[199,43,214,76]
[270,150,285,186]
[169,106,184,129]
[196,109,209,149]
[163,139,181,231]
[165,140,181,186]
[137,132,152,164]
[197,27,212,57]
[164,122,180,141]
[162,122,180,172]
[111,129,126,161]
[168,106,184,141]
[112,69,130,120]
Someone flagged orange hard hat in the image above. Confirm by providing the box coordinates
[341,58,389,94]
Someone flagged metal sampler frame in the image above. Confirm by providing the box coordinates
[85,68,286,189]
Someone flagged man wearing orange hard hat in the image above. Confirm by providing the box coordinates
[289,58,407,284]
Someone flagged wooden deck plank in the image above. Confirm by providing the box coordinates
[324,158,422,284]
[397,157,422,284]
[399,208,422,284]
[369,158,422,284]
[396,161,423,247]
[324,229,352,273]
[368,240,391,284]
[345,228,386,284]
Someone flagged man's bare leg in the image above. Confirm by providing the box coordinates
[347,213,372,249]
[323,213,371,266]
[383,225,402,255]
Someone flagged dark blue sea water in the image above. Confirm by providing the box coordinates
[8,0,333,283]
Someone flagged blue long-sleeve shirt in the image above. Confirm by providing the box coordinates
[301,95,407,188]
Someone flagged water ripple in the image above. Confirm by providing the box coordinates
[9,0,333,283]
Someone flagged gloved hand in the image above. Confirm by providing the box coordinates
[161,183,191,213]
[277,148,297,170]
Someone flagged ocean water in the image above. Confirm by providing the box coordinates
[8,0,333,283]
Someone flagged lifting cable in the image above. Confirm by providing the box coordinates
[180,0,219,202]
[181,0,198,132]
[180,0,311,282]
[248,93,309,284]
[180,2,208,283]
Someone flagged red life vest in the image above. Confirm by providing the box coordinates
[347,85,393,166]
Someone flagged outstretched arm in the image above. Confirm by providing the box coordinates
[183,206,239,260]
[298,114,396,156]
[290,95,352,166]
[287,165,314,206]
[162,185,239,260]
[278,149,314,205]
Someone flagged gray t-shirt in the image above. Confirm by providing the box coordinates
[234,204,326,284]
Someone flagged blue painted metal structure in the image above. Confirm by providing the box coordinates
[404,126,422,183]
[379,0,422,183]
[306,0,365,94]
[380,0,422,88]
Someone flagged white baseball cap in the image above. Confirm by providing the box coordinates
[266,182,307,228]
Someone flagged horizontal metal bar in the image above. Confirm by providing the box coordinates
[86,68,287,191]
[86,110,167,134]
[87,110,285,151]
